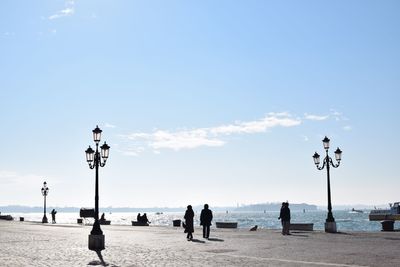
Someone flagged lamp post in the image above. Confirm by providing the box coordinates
[85,125,110,251]
[313,136,342,233]
[41,181,49,223]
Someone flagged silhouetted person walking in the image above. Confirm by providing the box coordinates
[279,202,291,235]
[200,204,213,239]
[184,205,194,241]
[51,209,57,224]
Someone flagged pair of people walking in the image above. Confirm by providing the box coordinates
[278,202,291,235]
[184,204,213,241]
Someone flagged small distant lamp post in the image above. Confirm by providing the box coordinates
[41,181,49,223]
[313,136,342,233]
[85,125,110,251]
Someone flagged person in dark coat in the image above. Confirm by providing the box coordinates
[51,209,57,224]
[279,202,291,235]
[200,204,213,239]
[278,202,285,228]
[142,213,150,224]
[184,205,194,241]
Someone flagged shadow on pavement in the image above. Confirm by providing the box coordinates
[88,250,112,266]
[207,238,224,242]
[191,239,206,243]
[289,233,309,237]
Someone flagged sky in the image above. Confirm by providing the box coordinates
[1,1,399,208]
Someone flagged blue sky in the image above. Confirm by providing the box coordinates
[1,1,399,208]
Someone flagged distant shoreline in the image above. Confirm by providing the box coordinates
[0,203,384,213]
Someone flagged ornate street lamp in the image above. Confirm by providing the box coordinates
[85,125,110,251]
[313,136,342,233]
[41,181,49,223]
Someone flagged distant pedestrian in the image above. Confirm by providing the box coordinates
[51,209,57,224]
[184,205,194,241]
[200,204,213,239]
[279,202,291,235]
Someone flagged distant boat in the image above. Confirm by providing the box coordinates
[0,215,13,221]
[131,221,149,226]
[216,222,238,228]
[369,202,400,221]
[155,212,163,215]
[351,208,364,213]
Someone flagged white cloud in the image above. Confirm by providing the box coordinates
[0,170,43,185]
[150,129,225,150]
[343,125,352,131]
[304,113,329,121]
[104,123,116,128]
[48,1,75,20]
[120,113,301,154]
[211,114,300,135]
[330,109,349,121]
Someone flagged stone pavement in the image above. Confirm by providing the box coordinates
[1,220,399,266]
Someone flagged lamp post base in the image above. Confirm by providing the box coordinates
[325,221,337,233]
[42,215,48,223]
[89,234,105,251]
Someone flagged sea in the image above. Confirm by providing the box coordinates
[7,210,397,232]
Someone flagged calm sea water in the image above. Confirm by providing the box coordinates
[8,210,397,232]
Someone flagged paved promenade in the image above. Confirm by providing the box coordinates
[1,220,399,266]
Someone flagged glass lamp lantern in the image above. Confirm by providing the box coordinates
[313,152,320,165]
[85,146,95,163]
[322,136,330,150]
[92,125,102,143]
[100,142,110,159]
[334,147,342,161]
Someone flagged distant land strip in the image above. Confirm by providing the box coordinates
[0,203,318,213]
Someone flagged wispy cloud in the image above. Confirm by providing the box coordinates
[104,123,116,128]
[0,170,43,185]
[304,113,329,121]
[119,113,301,154]
[330,109,349,121]
[343,125,352,131]
[49,1,75,20]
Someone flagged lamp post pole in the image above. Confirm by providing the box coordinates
[325,150,334,222]
[313,136,342,233]
[41,181,49,223]
[85,125,110,251]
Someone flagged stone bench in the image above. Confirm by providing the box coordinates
[289,223,314,231]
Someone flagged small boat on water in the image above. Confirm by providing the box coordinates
[131,221,149,226]
[0,215,13,221]
[99,220,111,225]
[215,222,238,229]
[369,202,400,221]
[350,208,364,213]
